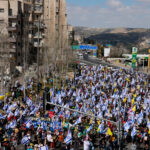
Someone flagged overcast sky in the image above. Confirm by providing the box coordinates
[66,0,150,28]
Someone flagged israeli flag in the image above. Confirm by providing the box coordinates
[41,121,47,130]
[7,112,14,118]
[22,108,28,116]
[98,123,104,134]
[20,85,24,91]
[21,135,30,145]
[124,122,130,132]
[74,116,82,126]
[26,98,32,107]
[147,121,150,129]
[86,124,93,133]
[3,104,8,110]
[30,106,39,115]
[39,145,48,150]
[131,127,137,137]
[25,118,32,128]
[14,109,20,117]
[0,114,6,120]
[64,130,72,144]
[6,120,17,129]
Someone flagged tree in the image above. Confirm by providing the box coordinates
[97,43,104,57]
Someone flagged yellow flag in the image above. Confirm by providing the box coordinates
[0,95,5,100]
[145,81,147,86]
[123,98,127,103]
[89,114,93,124]
[133,94,137,98]
[114,88,117,93]
[148,129,150,135]
[137,85,140,90]
[106,128,113,136]
[50,91,52,97]
[97,120,101,125]
[131,98,134,105]
[63,119,65,127]
[132,105,136,112]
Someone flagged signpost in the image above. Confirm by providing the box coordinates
[132,47,138,69]
[148,49,150,69]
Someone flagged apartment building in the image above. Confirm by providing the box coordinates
[0,0,72,72]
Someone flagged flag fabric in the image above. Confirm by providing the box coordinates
[26,97,32,106]
[131,127,137,137]
[124,122,130,132]
[6,120,17,129]
[64,130,72,144]
[21,135,30,145]
[25,118,32,128]
[49,111,54,119]
[14,109,20,116]
[86,124,93,133]
[0,114,6,120]
[0,94,5,100]
[106,128,113,136]
[97,123,104,133]
[39,145,48,150]
[74,116,82,126]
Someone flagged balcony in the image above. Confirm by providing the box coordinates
[8,37,16,43]
[7,26,17,31]
[9,49,16,53]
[34,42,42,47]
[34,10,43,14]
[24,0,33,5]
[35,0,43,5]
[34,33,43,39]
[8,15,17,20]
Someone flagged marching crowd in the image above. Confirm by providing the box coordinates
[0,64,150,150]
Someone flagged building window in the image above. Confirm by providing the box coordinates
[0,8,4,13]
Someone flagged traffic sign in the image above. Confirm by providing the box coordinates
[132,47,138,54]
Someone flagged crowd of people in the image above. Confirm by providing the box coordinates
[0,64,150,150]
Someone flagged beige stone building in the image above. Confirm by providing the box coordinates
[0,0,72,73]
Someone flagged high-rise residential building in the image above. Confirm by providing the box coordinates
[0,0,72,73]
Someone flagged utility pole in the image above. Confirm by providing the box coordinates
[23,15,27,100]
[37,19,40,104]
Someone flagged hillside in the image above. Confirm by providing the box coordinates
[74,27,150,53]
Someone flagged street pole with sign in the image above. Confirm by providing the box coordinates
[132,47,138,69]
[148,49,150,70]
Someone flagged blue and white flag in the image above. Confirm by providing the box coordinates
[22,108,28,116]
[98,123,104,134]
[86,124,93,133]
[25,118,32,128]
[0,114,6,120]
[39,145,48,150]
[30,106,39,115]
[26,98,32,107]
[41,121,47,130]
[6,120,17,129]
[124,122,130,132]
[131,127,137,137]
[21,135,30,145]
[14,109,20,117]
[3,104,8,111]
[64,130,72,144]
[74,116,82,126]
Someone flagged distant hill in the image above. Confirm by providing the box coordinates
[74,27,150,54]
